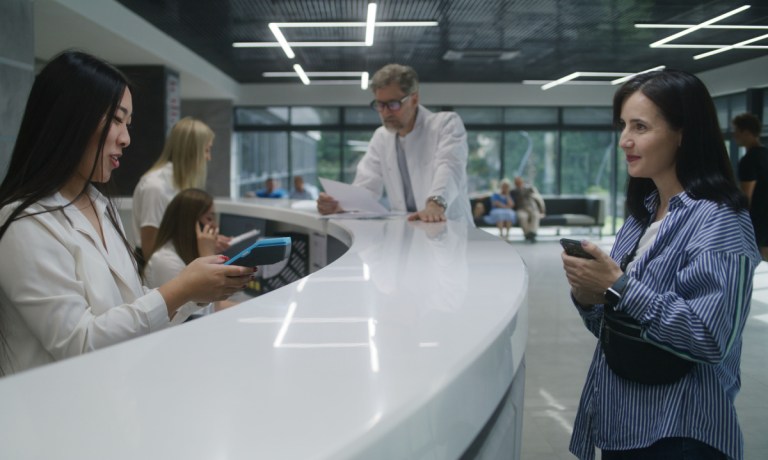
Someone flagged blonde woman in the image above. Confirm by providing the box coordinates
[132,117,228,258]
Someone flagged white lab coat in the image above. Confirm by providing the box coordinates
[353,105,474,224]
[0,187,176,374]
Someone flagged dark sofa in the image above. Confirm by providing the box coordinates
[471,194,605,237]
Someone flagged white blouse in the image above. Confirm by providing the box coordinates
[0,188,183,374]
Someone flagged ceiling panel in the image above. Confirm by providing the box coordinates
[115,0,768,85]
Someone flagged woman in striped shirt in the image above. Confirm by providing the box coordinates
[561,69,761,459]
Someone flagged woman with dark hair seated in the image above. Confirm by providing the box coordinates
[561,69,760,460]
[143,188,242,318]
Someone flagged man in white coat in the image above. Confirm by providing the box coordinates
[317,64,473,224]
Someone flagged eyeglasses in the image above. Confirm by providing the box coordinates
[369,94,412,112]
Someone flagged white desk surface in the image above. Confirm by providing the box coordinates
[0,201,528,460]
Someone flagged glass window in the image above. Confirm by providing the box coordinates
[560,130,616,195]
[504,130,558,195]
[344,107,382,125]
[341,130,375,183]
[290,107,340,125]
[562,107,613,126]
[234,131,289,197]
[504,107,558,125]
[454,107,503,125]
[466,130,502,194]
[728,94,747,124]
[235,107,289,126]
[292,131,337,194]
[714,97,730,130]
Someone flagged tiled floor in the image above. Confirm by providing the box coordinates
[482,228,768,459]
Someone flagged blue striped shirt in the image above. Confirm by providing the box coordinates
[570,191,761,460]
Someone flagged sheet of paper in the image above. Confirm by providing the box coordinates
[228,228,261,246]
[319,178,391,214]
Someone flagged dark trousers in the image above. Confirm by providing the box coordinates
[602,437,727,460]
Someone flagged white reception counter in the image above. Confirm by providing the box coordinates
[0,199,528,460]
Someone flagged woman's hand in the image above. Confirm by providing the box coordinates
[158,255,255,316]
[196,222,219,257]
[561,240,623,305]
[215,234,232,254]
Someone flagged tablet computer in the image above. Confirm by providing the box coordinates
[224,237,292,267]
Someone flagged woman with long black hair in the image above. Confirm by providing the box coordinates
[0,50,253,376]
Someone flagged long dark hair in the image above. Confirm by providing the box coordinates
[143,188,213,276]
[614,69,746,220]
[0,50,137,375]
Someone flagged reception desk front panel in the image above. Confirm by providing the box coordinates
[0,200,528,460]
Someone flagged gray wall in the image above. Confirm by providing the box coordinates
[181,100,233,198]
[0,0,34,180]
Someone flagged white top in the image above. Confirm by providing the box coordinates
[144,242,214,319]
[0,187,173,374]
[0,201,528,459]
[131,162,176,247]
[353,106,474,224]
[626,216,663,274]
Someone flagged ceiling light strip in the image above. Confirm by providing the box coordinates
[235,41,368,47]
[541,72,633,90]
[649,5,751,48]
[361,71,370,90]
[366,3,377,46]
[611,65,666,85]
[542,72,581,90]
[293,64,310,85]
[636,24,768,30]
[268,23,295,58]
[694,32,768,59]
[263,71,365,77]
[272,21,438,28]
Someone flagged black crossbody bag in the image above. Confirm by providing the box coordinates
[600,218,695,385]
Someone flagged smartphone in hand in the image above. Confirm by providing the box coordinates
[224,237,292,267]
[560,238,595,259]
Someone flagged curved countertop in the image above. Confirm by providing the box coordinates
[0,200,528,460]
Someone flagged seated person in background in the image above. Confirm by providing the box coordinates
[256,178,287,198]
[143,189,244,317]
[484,178,517,239]
[289,175,317,200]
[316,63,473,224]
[512,176,545,242]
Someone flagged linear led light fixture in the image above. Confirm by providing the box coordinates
[694,32,768,59]
[236,41,367,47]
[293,64,310,85]
[234,20,438,49]
[654,43,768,49]
[649,5,751,48]
[524,80,616,86]
[361,71,370,90]
[611,65,666,85]
[272,21,438,27]
[636,24,768,30]
[366,3,377,46]
[269,22,295,58]
[263,71,366,77]
[541,72,629,90]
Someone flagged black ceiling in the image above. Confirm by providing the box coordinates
[115,0,768,85]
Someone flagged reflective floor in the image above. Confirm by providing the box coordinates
[482,228,768,460]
